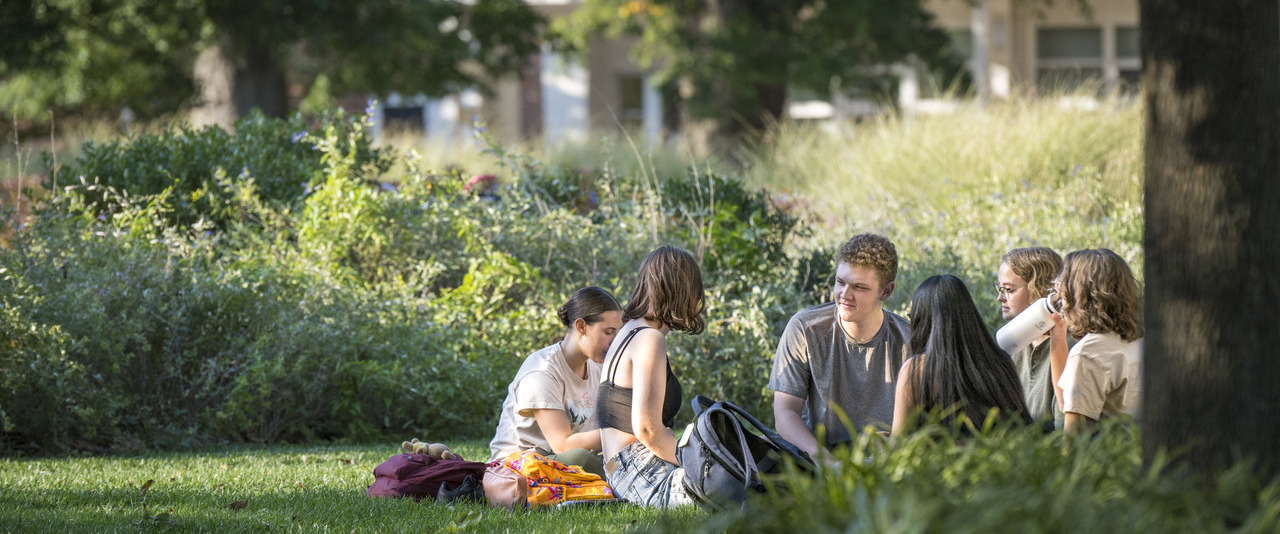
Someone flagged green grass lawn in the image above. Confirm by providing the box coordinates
[0,440,705,533]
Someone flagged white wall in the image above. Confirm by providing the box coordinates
[541,45,590,146]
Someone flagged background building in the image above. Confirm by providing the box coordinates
[369,0,1138,144]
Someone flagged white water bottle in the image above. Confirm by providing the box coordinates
[996,297,1057,356]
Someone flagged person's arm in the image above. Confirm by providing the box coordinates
[629,331,681,465]
[774,391,825,459]
[890,358,918,438]
[771,316,825,458]
[1062,412,1098,436]
[531,409,602,454]
[1049,314,1070,412]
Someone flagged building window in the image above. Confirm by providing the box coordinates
[1037,27,1103,92]
[1116,26,1141,93]
[383,106,425,133]
[619,75,645,130]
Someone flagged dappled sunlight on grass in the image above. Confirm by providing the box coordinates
[0,441,706,533]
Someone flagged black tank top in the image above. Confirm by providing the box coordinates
[596,326,682,433]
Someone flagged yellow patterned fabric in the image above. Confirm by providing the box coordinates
[501,451,615,507]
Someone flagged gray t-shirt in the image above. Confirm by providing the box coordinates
[1013,340,1064,427]
[768,303,910,445]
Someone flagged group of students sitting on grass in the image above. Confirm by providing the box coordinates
[485,235,1143,508]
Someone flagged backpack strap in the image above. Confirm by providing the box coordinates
[717,400,815,470]
[604,326,650,383]
[690,394,716,417]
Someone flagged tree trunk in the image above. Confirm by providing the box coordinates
[191,46,237,129]
[1141,0,1280,481]
[705,1,788,147]
[191,42,289,128]
[232,42,289,119]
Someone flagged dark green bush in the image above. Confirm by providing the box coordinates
[72,110,392,229]
[5,111,810,451]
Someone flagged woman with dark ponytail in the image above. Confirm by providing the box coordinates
[892,275,1032,436]
[489,287,623,477]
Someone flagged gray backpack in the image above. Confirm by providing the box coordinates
[676,395,816,511]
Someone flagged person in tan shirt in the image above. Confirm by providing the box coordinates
[1048,249,1144,435]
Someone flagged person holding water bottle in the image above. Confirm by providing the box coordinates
[1048,249,1143,436]
[994,247,1066,429]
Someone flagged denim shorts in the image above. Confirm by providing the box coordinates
[604,441,693,508]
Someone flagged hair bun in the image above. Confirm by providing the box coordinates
[556,303,572,328]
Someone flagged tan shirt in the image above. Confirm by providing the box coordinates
[1058,332,1143,421]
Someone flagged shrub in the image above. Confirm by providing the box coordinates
[72,109,392,229]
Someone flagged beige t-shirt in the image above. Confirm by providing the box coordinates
[488,343,600,462]
[1058,332,1143,421]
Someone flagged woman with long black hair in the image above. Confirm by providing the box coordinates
[891,275,1032,436]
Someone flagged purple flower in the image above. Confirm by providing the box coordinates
[292,131,306,143]
[365,99,377,116]
[98,214,107,221]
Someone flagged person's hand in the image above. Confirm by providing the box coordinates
[813,447,838,468]
[1051,312,1071,340]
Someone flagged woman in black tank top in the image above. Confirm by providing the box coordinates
[597,246,705,508]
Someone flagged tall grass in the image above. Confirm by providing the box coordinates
[735,92,1144,317]
[738,92,1142,228]
[374,126,699,192]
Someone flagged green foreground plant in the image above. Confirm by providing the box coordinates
[708,421,1280,534]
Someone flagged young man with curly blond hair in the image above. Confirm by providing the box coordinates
[769,233,911,458]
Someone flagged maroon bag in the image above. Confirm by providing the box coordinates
[366,453,488,501]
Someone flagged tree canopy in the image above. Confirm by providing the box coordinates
[557,0,958,138]
[1,0,544,124]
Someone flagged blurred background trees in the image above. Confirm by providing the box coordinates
[557,0,958,143]
[1,0,543,127]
